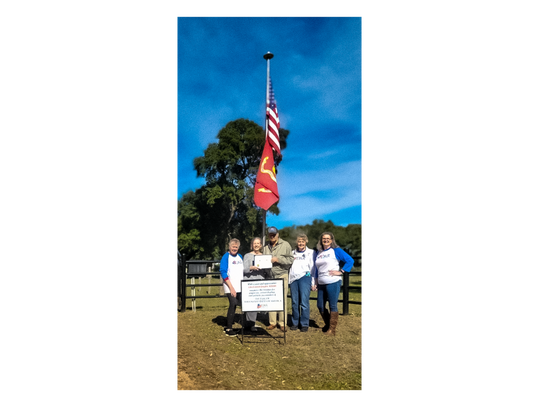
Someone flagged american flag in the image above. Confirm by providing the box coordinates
[266,77,281,156]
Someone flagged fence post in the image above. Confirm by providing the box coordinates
[207,265,211,294]
[342,272,350,315]
[191,276,196,312]
[174,251,182,311]
[180,253,187,312]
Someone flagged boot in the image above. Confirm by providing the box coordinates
[319,309,330,332]
[324,312,339,336]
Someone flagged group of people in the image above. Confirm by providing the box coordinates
[219,226,354,337]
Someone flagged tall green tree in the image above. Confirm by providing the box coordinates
[178,118,289,259]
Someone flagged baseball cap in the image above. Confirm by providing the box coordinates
[267,226,279,234]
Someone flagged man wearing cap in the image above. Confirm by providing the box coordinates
[263,226,294,332]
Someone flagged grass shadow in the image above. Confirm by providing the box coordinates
[211,311,322,331]
[211,315,228,328]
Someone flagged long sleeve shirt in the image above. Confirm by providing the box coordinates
[242,252,268,280]
[219,252,244,293]
[262,238,294,278]
[314,247,354,285]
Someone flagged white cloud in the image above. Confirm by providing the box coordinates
[271,159,361,224]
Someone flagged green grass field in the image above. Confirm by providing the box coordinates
[178,274,361,390]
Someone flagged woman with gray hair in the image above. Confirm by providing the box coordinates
[242,237,267,331]
[219,238,244,337]
[289,233,317,332]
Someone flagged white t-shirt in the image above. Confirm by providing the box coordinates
[315,247,354,285]
[289,248,316,285]
[220,252,244,293]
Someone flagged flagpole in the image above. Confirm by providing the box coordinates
[262,51,273,246]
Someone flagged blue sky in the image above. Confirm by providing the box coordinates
[178,17,361,229]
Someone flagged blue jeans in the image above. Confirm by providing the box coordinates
[290,274,312,328]
[317,280,342,313]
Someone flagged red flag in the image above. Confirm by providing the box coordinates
[254,138,279,210]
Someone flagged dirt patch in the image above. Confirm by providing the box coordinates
[177,305,361,390]
[178,357,197,390]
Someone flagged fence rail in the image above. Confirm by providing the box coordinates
[178,254,361,315]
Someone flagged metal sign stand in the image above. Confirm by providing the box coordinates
[240,278,286,345]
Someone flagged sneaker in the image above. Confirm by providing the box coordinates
[290,325,299,331]
[250,325,258,332]
[300,327,308,332]
[224,329,237,337]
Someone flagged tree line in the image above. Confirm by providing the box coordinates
[278,220,361,257]
[178,118,361,260]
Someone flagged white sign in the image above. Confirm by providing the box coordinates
[254,254,272,269]
[241,279,284,312]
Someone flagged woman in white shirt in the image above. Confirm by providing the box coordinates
[219,238,244,337]
[314,232,354,336]
[289,234,316,332]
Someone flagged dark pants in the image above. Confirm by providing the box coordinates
[226,292,242,329]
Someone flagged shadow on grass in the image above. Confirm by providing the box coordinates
[210,311,326,347]
[211,313,293,345]
[211,312,322,329]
